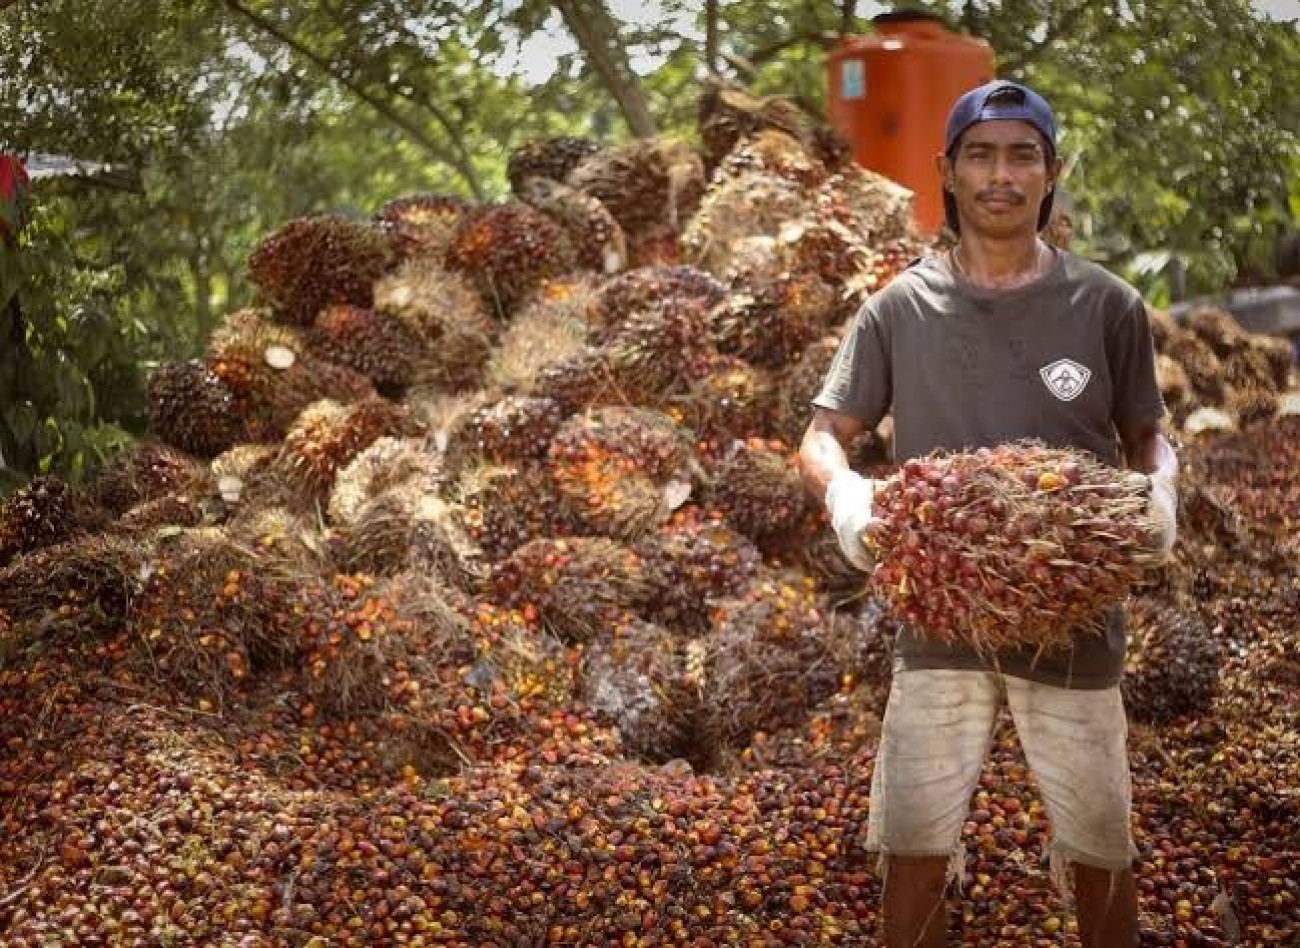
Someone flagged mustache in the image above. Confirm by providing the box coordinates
[977,189,1026,204]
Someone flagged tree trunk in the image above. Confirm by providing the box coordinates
[553,0,658,139]
[705,0,720,76]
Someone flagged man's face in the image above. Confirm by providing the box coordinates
[937,120,1062,239]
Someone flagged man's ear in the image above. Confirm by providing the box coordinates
[935,152,953,191]
[1047,154,1065,191]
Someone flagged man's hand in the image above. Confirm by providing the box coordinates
[825,469,878,571]
[1146,469,1178,559]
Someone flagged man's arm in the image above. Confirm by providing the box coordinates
[799,407,868,500]
[1118,421,1178,479]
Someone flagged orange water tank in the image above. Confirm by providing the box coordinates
[826,12,994,234]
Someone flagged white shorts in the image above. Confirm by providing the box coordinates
[865,668,1139,883]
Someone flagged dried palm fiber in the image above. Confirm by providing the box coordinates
[773,335,890,465]
[681,172,810,278]
[372,260,496,392]
[444,201,576,315]
[568,138,706,238]
[590,264,726,341]
[702,571,839,748]
[506,135,601,194]
[327,436,442,527]
[148,360,244,458]
[0,533,143,634]
[91,441,208,516]
[335,485,485,593]
[228,505,333,578]
[711,269,839,369]
[600,296,717,406]
[374,193,472,262]
[547,407,695,539]
[1145,305,1178,352]
[633,511,762,633]
[467,600,578,706]
[0,474,95,567]
[670,353,774,448]
[862,442,1162,654]
[127,528,300,704]
[516,176,627,274]
[489,537,659,643]
[808,121,855,172]
[580,617,703,764]
[1155,353,1192,411]
[1185,305,1252,357]
[696,80,811,173]
[1246,333,1294,389]
[308,304,423,391]
[209,444,278,509]
[1163,326,1228,404]
[1122,596,1220,723]
[441,395,566,480]
[715,128,828,189]
[812,164,916,247]
[489,276,595,393]
[272,397,418,502]
[626,223,685,268]
[707,438,809,550]
[247,213,395,326]
[452,462,573,562]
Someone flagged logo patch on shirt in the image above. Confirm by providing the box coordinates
[1039,358,1091,401]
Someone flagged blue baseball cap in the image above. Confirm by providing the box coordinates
[942,80,1059,234]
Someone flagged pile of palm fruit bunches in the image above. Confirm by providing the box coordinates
[0,85,1295,946]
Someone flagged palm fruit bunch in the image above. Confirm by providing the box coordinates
[228,505,331,578]
[373,193,472,262]
[272,397,416,501]
[681,172,809,279]
[247,213,395,326]
[711,269,838,369]
[867,237,924,292]
[147,360,244,458]
[1246,333,1294,390]
[488,277,595,393]
[716,128,828,189]
[702,572,840,749]
[529,347,621,415]
[812,165,916,248]
[506,135,601,194]
[808,120,855,171]
[778,217,874,287]
[634,512,762,633]
[0,533,142,635]
[670,353,774,449]
[1185,305,1252,358]
[442,395,565,480]
[488,537,658,643]
[372,261,496,391]
[209,443,277,509]
[0,474,93,567]
[114,493,204,535]
[568,138,706,241]
[90,441,207,516]
[1162,327,1227,405]
[546,407,694,540]
[580,617,703,765]
[1122,597,1221,723]
[327,436,441,528]
[307,303,422,392]
[452,463,573,562]
[444,201,576,315]
[696,80,810,173]
[589,264,726,340]
[624,222,686,268]
[600,296,716,405]
[516,176,627,274]
[1156,353,1193,417]
[861,442,1162,653]
[465,598,579,707]
[706,437,809,550]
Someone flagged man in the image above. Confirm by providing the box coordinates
[799,80,1178,948]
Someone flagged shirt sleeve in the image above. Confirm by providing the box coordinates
[811,295,892,428]
[1108,296,1166,434]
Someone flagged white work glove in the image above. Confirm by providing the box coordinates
[824,468,879,571]
[1146,470,1178,560]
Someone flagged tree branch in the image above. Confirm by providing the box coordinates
[554,0,658,138]
[725,29,842,79]
[998,2,1091,75]
[221,0,485,198]
[705,0,720,77]
[839,0,858,36]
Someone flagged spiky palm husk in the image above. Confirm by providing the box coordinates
[590,265,726,341]
[530,348,621,416]
[444,202,576,315]
[601,299,716,406]
[327,436,442,528]
[710,270,838,369]
[580,618,701,764]
[209,444,278,509]
[0,534,143,635]
[568,138,706,239]
[452,463,573,562]
[516,176,628,274]
[506,136,601,194]
[812,165,916,248]
[148,360,245,458]
[374,193,473,262]
[715,129,827,189]
[308,304,423,391]
[626,224,685,269]
[489,277,596,393]
[1185,305,1251,357]
[702,572,839,748]
[697,81,811,173]
[1163,328,1227,405]
[441,395,566,480]
[1122,597,1220,723]
[707,438,809,549]
[681,172,810,279]
[488,537,658,643]
[0,475,95,567]
[807,122,855,172]
[91,442,208,517]
[1246,334,1294,390]
[1156,353,1192,413]
[272,398,417,501]
[634,513,762,634]
[247,214,395,326]
[114,494,204,535]
[671,354,774,448]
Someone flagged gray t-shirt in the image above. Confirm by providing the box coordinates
[813,249,1166,689]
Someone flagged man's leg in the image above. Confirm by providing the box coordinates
[864,669,1002,948]
[1005,678,1139,948]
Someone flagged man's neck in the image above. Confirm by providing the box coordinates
[953,234,1049,290]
